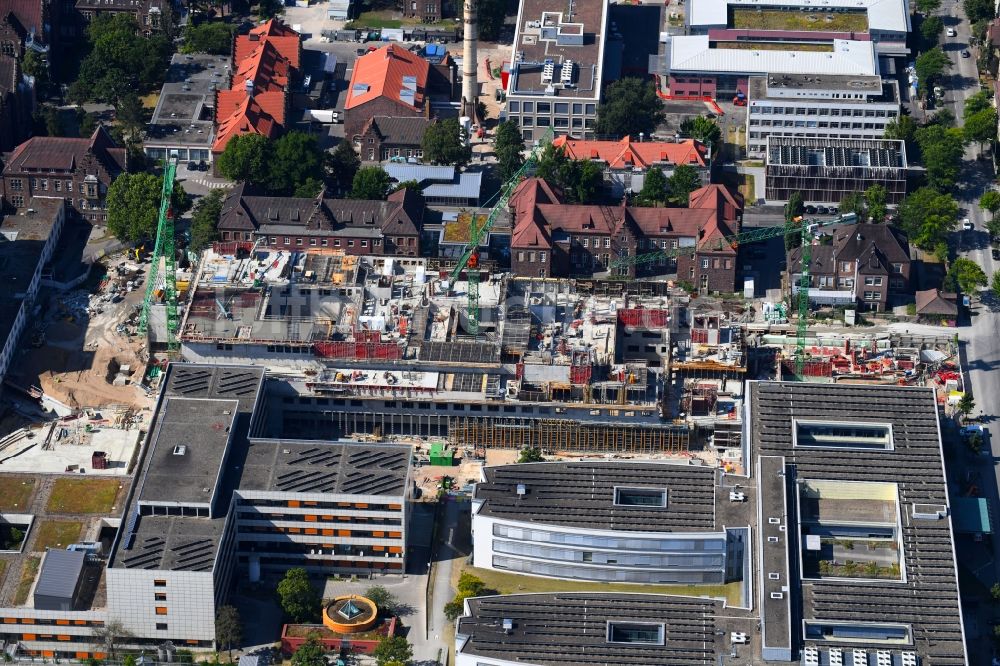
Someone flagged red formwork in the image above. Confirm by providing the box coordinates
[801,360,833,377]
[212,241,256,255]
[355,329,382,343]
[691,329,709,344]
[570,364,592,385]
[313,341,401,360]
[617,309,670,328]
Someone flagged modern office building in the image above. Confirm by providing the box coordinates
[471,461,748,584]
[745,75,901,157]
[504,0,610,140]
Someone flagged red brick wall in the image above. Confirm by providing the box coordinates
[346,98,424,145]
[280,618,397,655]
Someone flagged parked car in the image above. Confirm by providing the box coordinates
[963,218,974,230]
[947,27,957,36]
[187,161,197,170]
[962,49,971,58]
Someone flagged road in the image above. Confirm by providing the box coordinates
[936,0,1000,660]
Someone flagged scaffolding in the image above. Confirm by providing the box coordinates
[448,416,690,453]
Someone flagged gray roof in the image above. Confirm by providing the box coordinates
[239,439,410,496]
[749,381,967,664]
[382,163,482,201]
[457,593,754,665]
[474,461,717,532]
[365,116,430,145]
[33,549,85,600]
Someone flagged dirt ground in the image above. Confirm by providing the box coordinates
[9,258,154,412]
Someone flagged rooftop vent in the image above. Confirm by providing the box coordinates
[516,483,526,496]
[502,618,513,634]
[173,445,187,456]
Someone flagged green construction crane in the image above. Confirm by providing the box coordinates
[607,212,858,376]
[138,157,180,354]
[449,127,554,335]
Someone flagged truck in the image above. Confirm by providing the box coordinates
[307,109,341,124]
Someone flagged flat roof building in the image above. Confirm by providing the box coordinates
[504,0,610,140]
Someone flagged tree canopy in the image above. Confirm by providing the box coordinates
[444,573,498,621]
[680,116,722,147]
[980,191,1000,218]
[478,0,507,41]
[517,447,545,463]
[290,638,325,666]
[268,131,326,195]
[364,586,400,616]
[864,184,888,223]
[784,192,804,250]
[914,47,951,96]
[964,90,992,119]
[327,140,361,194]
[914,124,965,191]
[216,134,270,186]
[215,606,242,662]
[916,0,941,12]
[494,120,526,183]
[276,568,321,623]
[666,164,700,207]
[595,78,665,138]
[535,144,604,204]
[182,21,236,55]
[637,167,667,206]
[945,257,988,293]
[69,14,171,104]
[422,118,471,166]
[965,0,995,23]
[964,108,998,152]
[190,189,226,252]
[350,166,392,200]
[897,186,958,260]
[107,173,188,243]
[373,636,413,666]
[919,15,944,45]
[884,115,918,144]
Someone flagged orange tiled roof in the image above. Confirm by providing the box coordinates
[552,135,708,169]
[345,43,428,111]
[234,19,301,67]
[232,40,292,93]
[212,94,282,153]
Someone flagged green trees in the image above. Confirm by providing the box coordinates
[91,620,133,661]
[215,606,242,662]
[69,14,171,104]
[258,0,284,19]
[535,144,603,203]
[898,186,959,260]
[444,573,497,621]
[327,140,361,194]
[964,108,998,153]
[980,191,1000,219]
[666,164,700,207]
[916,0,941,12]
[350,166,392,200]
[216,134,270,185]
[373,636,413,666]
[517,447,545,463]
[784,192,804,250]
[23,50,48,97]
[290,638,326,666]
[364,586,400,616]
[884,115,918,144]
[864,185,888,223]
[914,47,951,97]
[421,118,471,166]
[680,116,722,147]
[595,78,665,138]
[992,271,1000,298]
[277,568,321,623]
[915,125,966,191]
[920,15,944,44]
[945,257,988,293]
[637,167,667,206]
[189,189,226,252]
[181,21,235,54]
[965,0,995,23]
[839,192,866,220]
[107,173,188,243]
[494,120,526,183]
[958,391,976,415]
[478,0,507,41]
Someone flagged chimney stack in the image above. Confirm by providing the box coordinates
[461,0,478,121]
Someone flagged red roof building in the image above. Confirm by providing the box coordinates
[213,19,300,159]
[344,44,431,142]
[552,136,710,197]
[509,178,741,292]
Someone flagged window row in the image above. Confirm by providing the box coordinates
[507,101,597,115]
[752,106,896,118]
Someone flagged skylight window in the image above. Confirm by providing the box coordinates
[613,487,667,508]
[607,622,665,645]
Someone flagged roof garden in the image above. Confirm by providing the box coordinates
[730,8,868,32]
[714,41,833,52]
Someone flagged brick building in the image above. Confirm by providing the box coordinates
[75,0,171,34]
[787,222,911,312]
[217,183,425,256]
[358,116,430,162]
[399,0,440,23]
[509,178,742,292]
[0,126,126,221]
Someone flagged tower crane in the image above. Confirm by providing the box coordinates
[447,127,554,335]
[138,157,180,354]
[607,212,858,376]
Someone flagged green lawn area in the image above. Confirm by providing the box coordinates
[715,41,833,52]
[455,564,743,606]
[443,212,489,243]
[13,557,40,606]
[345,10,425,29]
[0,476,35,510]
[32,520,84,552]
[731,8,868,32]
[46,478,122,514]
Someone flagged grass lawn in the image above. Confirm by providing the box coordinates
[32,520,84,552]
[443,212,489,243]
[140,93,160,110]
[454,564,743,606]
[719,171,755,202]
[13,557,40,606]
[715,41,832,52]
[46,478,122,514]
[731,8,867,32]
[0,476,35,510]
[346,10,425,29]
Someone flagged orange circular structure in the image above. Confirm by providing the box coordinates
[322,595,379,634]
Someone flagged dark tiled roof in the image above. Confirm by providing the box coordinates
[788,223,910,273]
[363,116,430,145]
[218,186,425,237]
[0,0,40,41]
[5,127,126,175]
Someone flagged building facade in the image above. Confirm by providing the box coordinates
[764,136,907,205]
[358,116,429,163]
[745,75,901,158]
[74,0,171,34]
[0,53,33,152]
[0,127,126,221]
[510,178,742,291]
[787,222,911,311]
[217,184,426,257]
